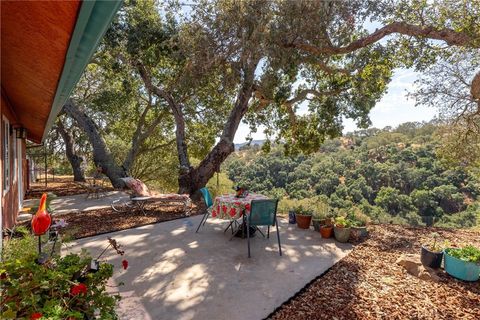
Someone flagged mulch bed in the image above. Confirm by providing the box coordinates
[269,224,480,320]
[18,202,204,239]
[25,177,113,199]
[53,203,204,239]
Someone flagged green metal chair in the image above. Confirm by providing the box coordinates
[195,187,213,233]
[246,199,282,258]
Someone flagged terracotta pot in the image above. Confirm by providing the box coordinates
[320,225,333,238]
[296,214,312,229]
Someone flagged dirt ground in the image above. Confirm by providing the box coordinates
[269,224,480,320]
[25,176,114,199]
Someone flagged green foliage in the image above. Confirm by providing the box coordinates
[446,246,480,264]
[334,216,353,228]
[226,122,479,228]
[291,205,312,216]
[1,234,122,319]
[206,172,235,198]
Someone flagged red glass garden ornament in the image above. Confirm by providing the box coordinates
[31,193,51,236]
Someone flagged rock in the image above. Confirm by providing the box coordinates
[396,254,441,282]
[396,254,422,276]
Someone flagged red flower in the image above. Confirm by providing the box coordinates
[30,312,43,320]
[245,203,251,211]
[122,259,129,270]
[70,283,88,296]
[229,207,237,217]
[222,205,227,213]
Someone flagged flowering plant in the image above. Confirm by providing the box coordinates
[0,232,127,319]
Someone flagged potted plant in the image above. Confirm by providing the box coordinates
[444,245,480,281]
[420,232,446,269]
[333,216,352,243]
[295,205,312,229]
[319,222,333,238]
[312,202,330,232]
[349,209,370,239]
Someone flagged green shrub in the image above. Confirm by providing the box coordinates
[334,216,352,228]
[0,233,125,319]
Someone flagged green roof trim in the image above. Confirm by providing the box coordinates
[42,0,123,142]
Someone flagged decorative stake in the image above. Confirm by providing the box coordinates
[31,193,52,255]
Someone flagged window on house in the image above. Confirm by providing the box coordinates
[13,128,17,183]
[2,116,10,194]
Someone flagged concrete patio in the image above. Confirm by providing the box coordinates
[67,215,352,320]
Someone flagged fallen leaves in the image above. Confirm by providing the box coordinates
[269,224,480,320]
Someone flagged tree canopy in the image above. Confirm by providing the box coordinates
[51,0,480,194]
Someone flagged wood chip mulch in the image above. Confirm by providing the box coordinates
[25,177,113,199]
[20,203,204,239]
[269,224,480,320]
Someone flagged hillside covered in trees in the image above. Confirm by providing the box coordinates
[225,122,480,228]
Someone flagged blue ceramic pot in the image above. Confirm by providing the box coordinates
[444,249,480,282]
[288,211,296,224]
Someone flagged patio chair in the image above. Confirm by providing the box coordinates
[195,187,213,233]
[246,199,282,258]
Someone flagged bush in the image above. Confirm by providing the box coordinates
[1,233,126,319]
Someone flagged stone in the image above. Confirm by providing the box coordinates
[396,254,441,282]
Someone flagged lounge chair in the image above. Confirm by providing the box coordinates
[111,177,191,214]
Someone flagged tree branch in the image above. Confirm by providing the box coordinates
[287,21,478,56]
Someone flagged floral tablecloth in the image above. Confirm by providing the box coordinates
[211,193,267,220]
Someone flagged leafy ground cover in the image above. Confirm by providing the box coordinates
[269,224,480,320]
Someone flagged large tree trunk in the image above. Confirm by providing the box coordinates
[56,118,86,182]
[63,100,127,188]
[137,59,257,195]
[178,70,256,195]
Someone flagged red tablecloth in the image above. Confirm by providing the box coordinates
[211,193,267,220]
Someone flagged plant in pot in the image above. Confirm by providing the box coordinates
[444,245,480,281]
[295,205,313,229]
[319,221,334,238]
[333,216,352,243]
[349,209,370,240]
[421,232,447,269]
[312,202,330,231]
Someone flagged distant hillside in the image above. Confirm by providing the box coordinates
[234,139,266,150]
[224,121,480,228]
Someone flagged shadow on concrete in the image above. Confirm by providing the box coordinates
[67,216,352,320]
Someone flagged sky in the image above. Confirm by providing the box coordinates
[233,68,438,143]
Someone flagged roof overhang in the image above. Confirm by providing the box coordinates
[1,0,122,143]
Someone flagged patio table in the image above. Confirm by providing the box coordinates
[211,193,267,219]
[211,193,267,238]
